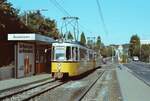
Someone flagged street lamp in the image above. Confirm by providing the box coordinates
[25,9,48,25]
[111,46,114,63]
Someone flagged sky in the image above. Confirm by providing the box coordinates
[8,0,150,45]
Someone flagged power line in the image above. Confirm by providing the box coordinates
[96,0,108,35]
[49,0,97,38]
[49,0,71,16]
[49,0,78,29]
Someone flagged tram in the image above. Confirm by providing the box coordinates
[51,41,102,79]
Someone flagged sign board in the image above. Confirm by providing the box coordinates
[17,42,35,78]
[8,33,55,43]
[8,34,35,40]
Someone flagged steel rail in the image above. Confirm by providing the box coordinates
[0,79,55,100]
[22,81,68,101]
[77,70,105,101]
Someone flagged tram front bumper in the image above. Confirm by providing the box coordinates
[51,62,80,76]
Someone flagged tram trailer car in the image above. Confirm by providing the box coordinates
[51,42,102,79]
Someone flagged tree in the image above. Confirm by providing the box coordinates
[0,0,31,36]
[67,31,73,40]
[80,32,86,45]
[129,34,140,58]
[141,44,150,62]
[20,11,60,39]
[0,0,6,4]
[107,46,115,57]
[96,36,101,50]
[100,47,107,58]
[0,0,19,17]
[43,18,59,39]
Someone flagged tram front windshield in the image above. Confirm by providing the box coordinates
[55,47,66,61]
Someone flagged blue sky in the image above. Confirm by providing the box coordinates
[8,0,150,45]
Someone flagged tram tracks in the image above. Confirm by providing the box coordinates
[0,69,105,101]
[21,81,68,101]
[0,79,68,101]
[77,70,105,101]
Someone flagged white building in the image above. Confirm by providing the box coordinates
[116,45,123,62]
[141,40,150,45]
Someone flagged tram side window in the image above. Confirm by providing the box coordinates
[94,53,97,59]
[66,46,71,60]
[86,50,89,61]
[76,47,78,61]
[72,47,77,61]
[80,48,86,60]
[89,52,93,60]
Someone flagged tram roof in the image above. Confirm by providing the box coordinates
[52,41,82,47]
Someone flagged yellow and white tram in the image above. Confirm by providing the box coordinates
[51,41,101,79]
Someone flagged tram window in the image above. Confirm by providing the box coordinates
[76,47,78,61]
[80,48,86,60]
[86,51,89,60]
[55,47,66,61]
[89,52,93,59]
[80,48,83,60]
[66,46,71,60]
[94,53,97,59]
[93,53,95,59]
[85,50,89,60]
[70,47,78,61]
[72,47,76,61]
[55,52,65,60]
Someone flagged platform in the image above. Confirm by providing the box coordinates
[0,74,51,92]
[116,64,150,101]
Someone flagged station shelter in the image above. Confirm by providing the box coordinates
[1,33,54,79]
